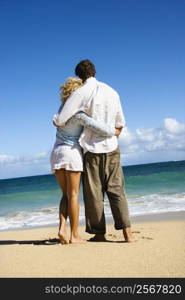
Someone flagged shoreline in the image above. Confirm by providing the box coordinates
[130,210,185,222]
[0,210,184,233]
[0,211,184,277]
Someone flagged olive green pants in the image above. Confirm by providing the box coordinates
[82,147,131,234]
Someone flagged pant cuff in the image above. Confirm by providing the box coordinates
[114,224,131,230]
[85,228,106,234]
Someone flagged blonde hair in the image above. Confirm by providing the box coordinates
[60,77,83,102]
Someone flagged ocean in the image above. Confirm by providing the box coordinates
[0,160,185,231]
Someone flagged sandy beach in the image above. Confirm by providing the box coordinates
[0,212,184,278]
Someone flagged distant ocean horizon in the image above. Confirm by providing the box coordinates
[0,160,185,231]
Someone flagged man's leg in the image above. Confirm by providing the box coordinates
[105,148,134,242]
[82,152,106,240]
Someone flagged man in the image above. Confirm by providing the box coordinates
[55,59,133,242]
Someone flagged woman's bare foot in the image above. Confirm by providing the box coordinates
[58,230,69,245]
[69,234,86,244]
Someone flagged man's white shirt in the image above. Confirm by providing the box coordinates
[54,77,126,153]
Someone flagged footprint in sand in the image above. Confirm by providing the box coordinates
[107,234,117,239]
[141,236,153,240]
[132,231,141,234]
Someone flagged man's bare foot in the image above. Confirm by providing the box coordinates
[88,234,107,242]
[123,227,135,242]
[58,230,69,245]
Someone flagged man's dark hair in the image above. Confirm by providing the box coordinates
[75,59,96,80]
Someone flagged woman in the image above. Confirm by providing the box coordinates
[50,77,120,244]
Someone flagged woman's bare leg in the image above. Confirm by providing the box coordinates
[55,169,69,244]
[66,171,84,243]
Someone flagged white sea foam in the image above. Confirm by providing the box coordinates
[127,192,185,215]
[0,193,185,231]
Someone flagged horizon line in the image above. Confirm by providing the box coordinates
[0,159,184,181]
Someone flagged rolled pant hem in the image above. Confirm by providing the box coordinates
[114,224,131,230]
[85,229,106,235]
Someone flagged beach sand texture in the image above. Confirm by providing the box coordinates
[0,215,185,278]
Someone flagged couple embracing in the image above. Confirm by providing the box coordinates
[50,60,133,244]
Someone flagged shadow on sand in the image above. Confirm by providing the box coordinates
[0,238,60,246]
[0,238,126,246]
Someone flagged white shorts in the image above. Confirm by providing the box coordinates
[50,144,83,172]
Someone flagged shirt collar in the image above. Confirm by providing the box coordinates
[84,77,97,84]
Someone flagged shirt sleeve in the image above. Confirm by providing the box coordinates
[54,91,87,126]
[52,104,63,127]
[75,112,115,137]
[115,95,126,128]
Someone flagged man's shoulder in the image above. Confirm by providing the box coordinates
[97,80,119,97]
[72,78,96,96]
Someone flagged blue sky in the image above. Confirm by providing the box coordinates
[0,0,185,179]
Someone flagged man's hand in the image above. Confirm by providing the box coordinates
[52,114,65,128]
[53,120,57,127]
[115,127,122,137]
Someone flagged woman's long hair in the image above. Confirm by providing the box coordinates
[60,77,83,102]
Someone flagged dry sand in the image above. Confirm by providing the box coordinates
[0,212,184,278]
